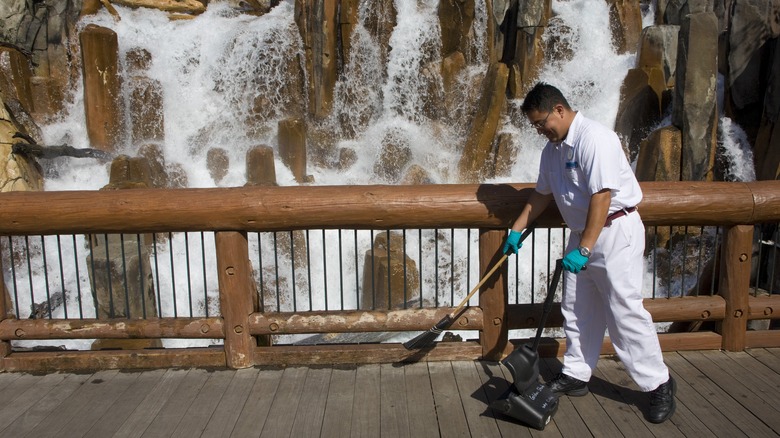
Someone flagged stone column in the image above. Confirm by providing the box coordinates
[246,145,277,186]
[278,118,307,183]
[80,24,124,152]
[457,62,509,183]
[295,0,339,120]
[672,11,718,181]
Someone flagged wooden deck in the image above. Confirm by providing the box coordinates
[0,348,777,437]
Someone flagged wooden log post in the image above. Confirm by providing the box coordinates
[479,229,508,360]
[718,225,753,351]
[216,231,257,368]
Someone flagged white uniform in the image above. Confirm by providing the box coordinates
[535,112,669,391]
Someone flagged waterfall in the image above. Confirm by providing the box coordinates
[23,0,757,347]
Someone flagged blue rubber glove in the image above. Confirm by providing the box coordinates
[562,249,589,273]
[502,230,523,255]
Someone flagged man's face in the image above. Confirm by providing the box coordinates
[526,105,564,142]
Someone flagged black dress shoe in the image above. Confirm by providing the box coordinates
[647,376,676,423]
[546,373,589,396]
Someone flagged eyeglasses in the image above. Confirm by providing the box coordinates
[531,111,552,129]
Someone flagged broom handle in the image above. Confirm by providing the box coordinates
[450,254,508,317]
[449,224,536,317]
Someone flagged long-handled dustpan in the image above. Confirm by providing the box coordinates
[403,226,536,350]
[489,258,564,430]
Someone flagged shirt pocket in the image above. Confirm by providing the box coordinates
[563,162,583,203]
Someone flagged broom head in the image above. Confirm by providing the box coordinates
[402,314,454,350]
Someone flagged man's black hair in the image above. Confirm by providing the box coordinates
[521,82,572,113]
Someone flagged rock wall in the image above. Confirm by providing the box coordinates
[0,0,778,188]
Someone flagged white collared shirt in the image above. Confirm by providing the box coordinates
[535,112,642,232]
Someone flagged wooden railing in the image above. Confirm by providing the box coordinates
[0,181,778,372]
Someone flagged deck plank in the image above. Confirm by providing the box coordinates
[258,366,308,438]
[542,357,622,437]
[0,373,92,438]
[320,367,356,438]
[350,364,380,438]
[26,369,121,438]
[201,367,260,437]
[451,360,502,438]
[0,372,22,392]
[428,361,470,438]
[680,350,780,435]
[230,366,283,438]
[588,359,655,438]
[403,362,440,438]
[719,350,780,406]
[112,368,190,438]
[57,370,141,437]
[379,363,410,438]
[142,367,210,437]
[747,347,780,374]
[0,372,67,433]
[289,367,332,438]
[595,357,688,438]
[0,348,775,437]
[537,357,589,437]
[84,369,167,438]
[665,352,753,437]
[171,369,236,438]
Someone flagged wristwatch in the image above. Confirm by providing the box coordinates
[578,246,591,258]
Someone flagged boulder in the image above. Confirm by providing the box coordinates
[138,143,169,188]
[400,164,434,185]
[0,97,43,192]
[637,25,679,87]
[374,137,412,183]
[206,147,230,184]
[360,231,420,310]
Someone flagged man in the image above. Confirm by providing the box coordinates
[502,82,675,424]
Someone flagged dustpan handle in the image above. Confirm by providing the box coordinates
[531,259,563,352]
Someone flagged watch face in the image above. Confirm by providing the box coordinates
[579,247,590,257]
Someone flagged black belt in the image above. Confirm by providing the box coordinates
[605,207,637,227]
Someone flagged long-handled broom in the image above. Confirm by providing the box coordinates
[403,226,535,350]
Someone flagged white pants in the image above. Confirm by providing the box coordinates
[560,211,669,391]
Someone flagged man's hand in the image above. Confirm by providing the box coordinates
[562,249,588,273]
[502,230,523,255]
